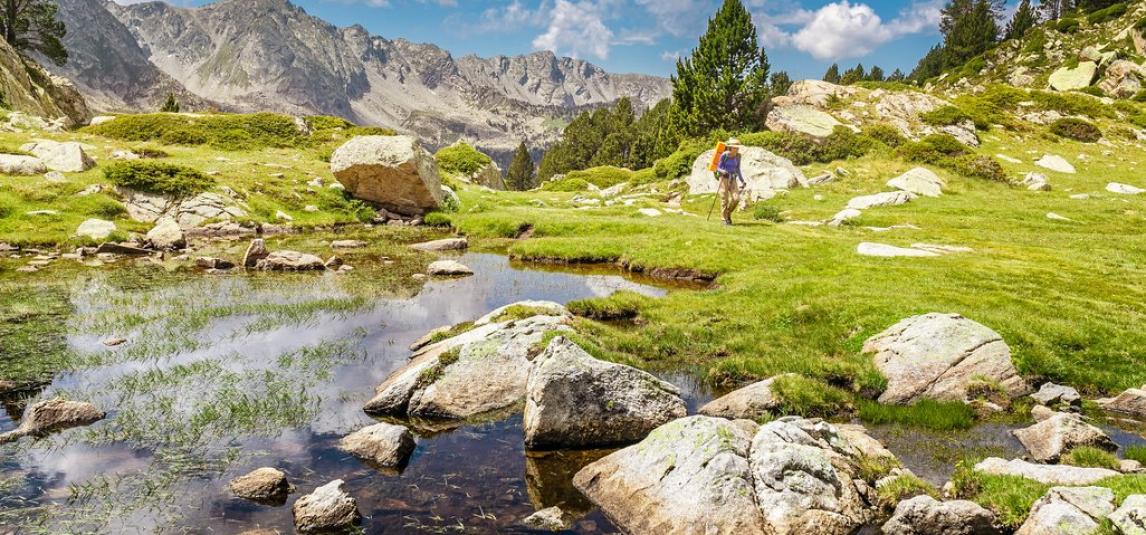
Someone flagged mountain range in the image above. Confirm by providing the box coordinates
[45,0,672,163]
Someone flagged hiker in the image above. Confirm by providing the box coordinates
[715,139,746,225]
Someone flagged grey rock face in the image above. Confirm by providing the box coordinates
[865,313,1028,404]
[882,495,1003,535]
[524,337,686,449]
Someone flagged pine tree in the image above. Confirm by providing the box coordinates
[868,65,886,82]
[506,142,535,191]
[161,93,180,113]
[0,0,67,66]
[669,0,769,137]
[823,63,841,83]
[1006,0,1039,39]
[841,63,866,85]
[888,68,907,82]
[769,71,793,97]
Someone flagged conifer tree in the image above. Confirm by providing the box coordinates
[507,142,535,191]
[669,0,769,137]
[888,68,907,81]
[840,64,866,85]
[769,71,793,97]
[0,0,67,66]
[161,93,180,113]
[868,65,886,82]
[823,63,841,83]
[1006,0,1039,39]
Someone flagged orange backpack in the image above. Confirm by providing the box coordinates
[706,142,727,172]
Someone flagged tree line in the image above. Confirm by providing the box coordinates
[822,64,907,85]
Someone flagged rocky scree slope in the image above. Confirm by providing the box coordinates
[48,0,670,163]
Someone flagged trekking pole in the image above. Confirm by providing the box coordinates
[706,173,721,221]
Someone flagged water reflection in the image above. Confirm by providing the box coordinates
[0,253,678,533]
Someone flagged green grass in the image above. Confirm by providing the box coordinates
[1062,446,1121,469]
[567,290,650,320]
[877,474,940,508]
[858,399,977,431]
[769,374,853,419]
[1124,445,1146,464]
[436,142,492,177]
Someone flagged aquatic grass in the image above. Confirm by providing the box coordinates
[567,290,650,320]
[769,375,852,419]
[1124,445,1146,465]
[877,474,940,508]
[858,399,977,431]
[951,459,1050,529]
[1062,446,1121,469]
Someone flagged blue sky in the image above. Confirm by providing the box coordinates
[117,0,948,79]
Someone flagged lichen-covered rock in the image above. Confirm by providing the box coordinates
[364,307,571,420]
[698,374,793,420]
[846,191,916,210]
[687,146,807,198]
[1016,486,1115,535]
[76,218,117,241]
[974,458,1119,486]
[882,495,1002,535]
[1048,62,1098,92]
[573,415,768,535]
[292,480,359,533]
[0,398,105,443]
[865,313,1028,404]
[1101,386,1146,418]
[20,139,95,172]
[1014,412,1115,463]
[524,336,686,449]
[145,218,185,250]
[749,417,878,535]
[337,423,415,468]
[1109,494,1146,535]
[887,167,944,197]
[330,135,444,216]
[766,105,849,138]
[0,154,46,175]
[228,467,292,504]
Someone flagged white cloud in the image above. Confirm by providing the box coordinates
[634,0,710,37]
[759,0,942,60]
[532,0,615,60]
[660,50,681,61]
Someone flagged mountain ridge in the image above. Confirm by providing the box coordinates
[46,0,672,163]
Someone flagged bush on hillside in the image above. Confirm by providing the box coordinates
[86,113,317,150]
[1056,18,1081,33]
[103,161,215,197]
[436,143,492,177]
[423,211,452,228]
[540,177,591,192]
[752,203,784,222]
[1137,17,1146,31]
[1086,3,1127,24]
[740,128,877,165]
[947,155,1008,182]
[653,138,712,179]
[863,124,907,147]
[921,106,973,127]
[565,166,634,188]
[1050,118,1102,142]
[304,115,354,131]
[896,134,1005,182]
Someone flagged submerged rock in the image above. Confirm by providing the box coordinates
[522,506,574,532]
[573,415,768,534]
[364,307,571,420]
[0,398,105,443]
[882,495,1002,535]
[1013,412,1115,463]
[974,458,1119,485]
[524,336,686,449]
[330,135,444,216]
[292,480,359,533]
[255,251,326,271]
[337,423,415,469]
[409,237,468,252]
[1099,386,1146,418]
[865,313,1028,404]
[697,374,792,420]
[426,260,473,276]
[1016,486,1114,535]
[229,467,293,504]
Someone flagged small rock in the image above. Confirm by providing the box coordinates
[0,398,105,443]
[1021,172,1051,191]
[637,208,662,217]
[1016,486,1114,535]
[974,458,1119,485]
[1109,494,1146,534]
[1107,182,1145,195]
[697,374,792,421]
[195,257,235,270]
[102,337,127,347]
[292,480,359,533]
[1046,212,1073,222]
[426,260,473,276]
[242,238,269,268]
[1013,412,1115,462]
[145,219,186,250]
[76,219,117,241]
[1120,460,1144,474]
[229,467,292,504]
[1035,155,1076,174]
[255,251,326,271]
[847,191,916,210]
[274,210,293,222]
[330,240,367,249]
[409,238,468,252]
[857,242,939,258]
[338,423,416,468]
[522,506,573,531]
[1031,383,1081,408]
[44,171,67,182]
[1070,193,1090,200]
[887,167,944,197]
[828,208,862,227]
[303,205,319,212]
[324,256,343,269]
[1031,405,1056,422]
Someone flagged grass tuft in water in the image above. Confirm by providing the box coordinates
[1124,445,1146,465]
[567,290,649,320]
[858,399,977,431]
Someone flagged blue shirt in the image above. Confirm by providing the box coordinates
[718,152,743,182]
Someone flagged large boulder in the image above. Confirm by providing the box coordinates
[887,168,944,197]
[686,146,807,198]
[337,423,416,469]
[1013,412,1115,463]
[1100,386,1146,418]
[0,154,46,175]
[1048,62,1099,92]
[748,417,879,534]
[228,467,293,504]
[882,495,1002,535]
[573,416,769,535]
[364,306,572,419]
[766,105,849,138]
[697,374,792,420]
[330,135,444,216]
[846,191,916,210]
[0,398,105,443]
[523,336,686,449]
[76,218,116,241]
[145,218,186,250]
[292,480,359,533]
[1100,60,1146,98]
[20,140,95,172]
[1016,486,1115,535]
[1109,495,1146,534]
[865,313,1028,404]
[774,80,862,107]
[973,458,1119,485]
